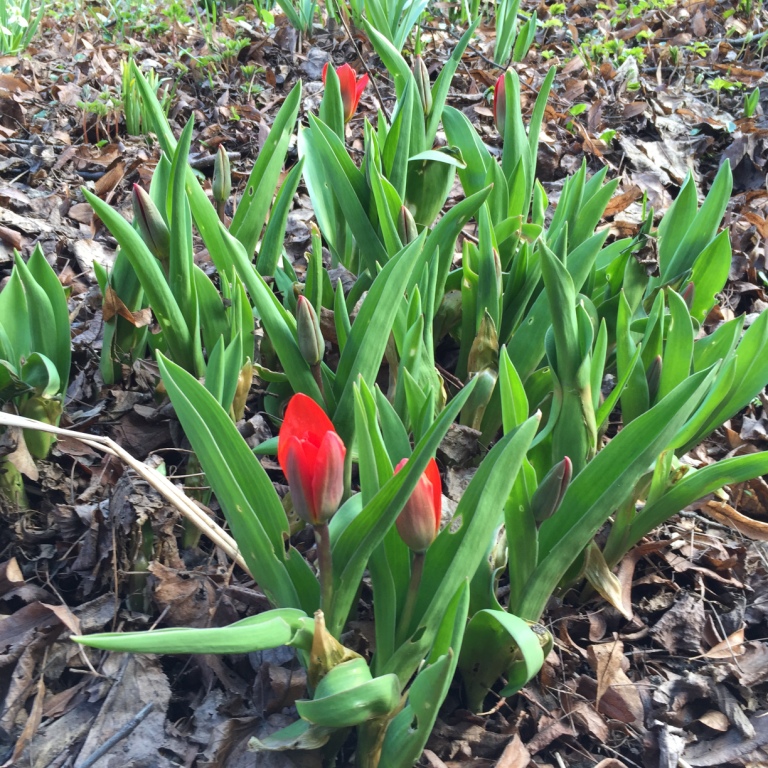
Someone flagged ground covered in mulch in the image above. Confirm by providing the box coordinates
[1,0,768,765]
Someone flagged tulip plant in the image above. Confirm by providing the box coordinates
[0,246,70,504]
[62,40,768,768]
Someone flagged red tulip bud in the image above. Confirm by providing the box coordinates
[394,457,442,553]
[531,456,572,523]
[493,73,506,136]
[278,394,346,525]
[322,62,369,123]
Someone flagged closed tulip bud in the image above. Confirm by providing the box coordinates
[414,55,432,116]
[434,290,462,341]
[394,457,442,553]
[278,394,346,526]
[231,360,253,421]
[460,368,498,431]
[20,396,62,459]
[531,457,572,523]
[647,354,662,403]
[212,146,231,205]
[297,295,324,366]
[132,184,170,263]
[681,282,695,310]
[493,73,506,136]
[397,205,418,245]
[467,311,499,376]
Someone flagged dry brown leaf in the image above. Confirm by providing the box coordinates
[0,557,24,594]
[650,592,706,654]
[103,285,151,327]
[94,159,126,198]
[584,542,633,620]
[0,224,22,249]
[702,626,746,659]
[604,186,642,218]
[495,734,530,767]
[698,710,730,732]
[703,500,768,540]
[3,676,45,767]
[41,603,80,636]
[586,640,644,725]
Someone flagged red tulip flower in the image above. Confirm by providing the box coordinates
[322,62,369,123]
[278,394,346,526]
[493,73,506,135]
[394,457,442,553]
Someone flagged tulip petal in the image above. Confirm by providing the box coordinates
[278,393,335,475]
[424,458,442,532]
[312,431,346,524]
[394,457,442,552]
[493,73,505,135]
[285,436,314,523]
[336,63,357,121]
[353,73,369,113]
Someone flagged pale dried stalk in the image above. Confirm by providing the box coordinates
[0,413,249,574]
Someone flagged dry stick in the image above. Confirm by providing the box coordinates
[329,0,391,121]
[0,414,248,575]
[77,702,155,768]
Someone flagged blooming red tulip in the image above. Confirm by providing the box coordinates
[322,62,369,123]
[493,73,505,135]
[278,394,346,525]
[394,457,442,553]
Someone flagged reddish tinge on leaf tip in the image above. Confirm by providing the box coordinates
[322,62,369,123]
[394,457,442,553]
[279,394,346,525]
[493,73,506,136]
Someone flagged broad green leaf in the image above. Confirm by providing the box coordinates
[688,229,732,323]
[73,609,310,654]
[625,451,768,561]
[257,159,305,275]
[157,354,314,612]
[26,246,71,388]
[378,584,469,767]
[83,189,196,372]
[229,83,303,258]
[332,234,427,443]
[458,610,545,712]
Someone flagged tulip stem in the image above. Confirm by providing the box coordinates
[395,551,425,646]
[342,448,353,502]
[310,362,325,401]
[314,522,334,614]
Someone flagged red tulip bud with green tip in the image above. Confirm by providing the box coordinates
[322,62,369,123]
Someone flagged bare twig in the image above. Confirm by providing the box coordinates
[0,413,248,574]
[77,702,155,768]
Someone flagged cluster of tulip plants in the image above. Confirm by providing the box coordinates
[69,50,768,767]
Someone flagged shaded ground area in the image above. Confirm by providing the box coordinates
[1,0,768,764]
